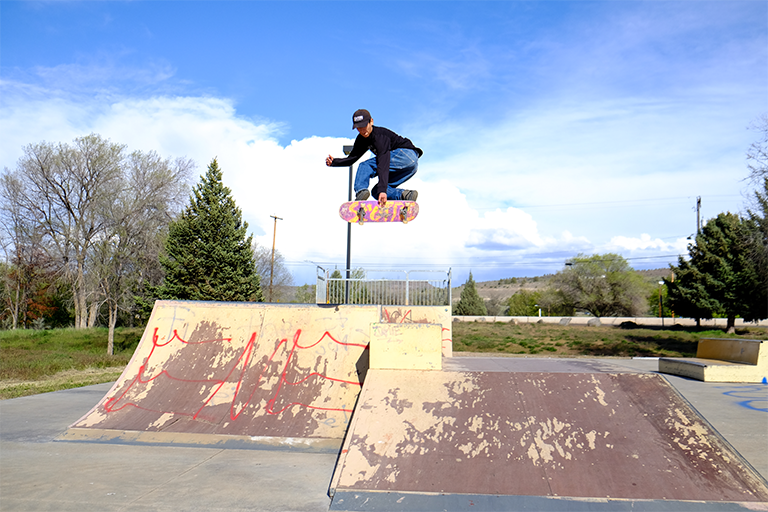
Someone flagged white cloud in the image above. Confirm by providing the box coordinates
[466,208,543,250]
[421,97,750,205]
[603,233,689,254]
[2,85,712,284]
[464,208,594,255]
[32,61,176,90]
[2,89,525,283]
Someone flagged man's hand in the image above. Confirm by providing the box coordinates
[378,192,387,207]
[325,155,334,166]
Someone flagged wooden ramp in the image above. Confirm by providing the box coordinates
[330,369,768,510]
[660,338,768,383]
[63,301,452,452]
[63,301,378,451]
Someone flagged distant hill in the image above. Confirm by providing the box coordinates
[451,275,552,307]
[635,268,676,280]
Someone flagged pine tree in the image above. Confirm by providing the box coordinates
[453,272,488,316]
[667,212,761,332]
[156,159,263,302]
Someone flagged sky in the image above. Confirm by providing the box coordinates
[1,1,766,287]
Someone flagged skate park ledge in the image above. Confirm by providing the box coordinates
[659,338,767,383]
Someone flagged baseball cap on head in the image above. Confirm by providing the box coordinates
[352,109,371,129]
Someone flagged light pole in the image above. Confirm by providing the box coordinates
[269,215,283,302]
[658,280,664,328]
[343,145,353,304]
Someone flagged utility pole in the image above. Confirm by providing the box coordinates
[696,196,701,235]
[269,215,283,302]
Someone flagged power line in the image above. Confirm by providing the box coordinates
[471,195,741,212]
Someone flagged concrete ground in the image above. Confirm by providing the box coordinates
[1,357,766,512]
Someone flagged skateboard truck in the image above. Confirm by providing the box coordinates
[400,205,409,224]
[357,206,366,225]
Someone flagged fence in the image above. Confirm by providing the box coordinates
[316,267,452,306]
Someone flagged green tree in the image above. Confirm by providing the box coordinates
[506,290,541,316]
[740,115,768,322]
[156,159,263,302]
[327,269,345,303]
[485,294,509,316]
[1,135,192,334]
[453,272,488,316]
[667,212,762,332]
[505,288,573,316]
[552,253,649,317]
[537,287,574,316]
[647,283,674,318]
[743,178,768,321]
[2,135,123,328]
[293,283,316,304]
[94,150,192,353]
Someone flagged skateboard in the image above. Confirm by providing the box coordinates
[339,200,419,225]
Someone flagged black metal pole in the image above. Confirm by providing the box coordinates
[343,145,354,304]
[345,166,352,303]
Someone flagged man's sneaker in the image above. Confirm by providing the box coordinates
[355,189,370,201]
[401,190,418,201]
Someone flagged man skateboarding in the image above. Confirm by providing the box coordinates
[325,109,423,207]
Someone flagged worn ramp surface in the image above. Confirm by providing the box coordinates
[331,369,768,509]
[65,301,375,449]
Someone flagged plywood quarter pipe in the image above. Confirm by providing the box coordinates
[331,369,768,506]
[66,301,377,448]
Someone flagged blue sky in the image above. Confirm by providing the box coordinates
[1,1,766,286]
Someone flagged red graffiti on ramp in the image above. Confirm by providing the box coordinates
[104,327,367,423]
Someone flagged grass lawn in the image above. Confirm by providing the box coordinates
[452,321,768,358]
[0,327,142,399]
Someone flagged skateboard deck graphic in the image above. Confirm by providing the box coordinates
[339,200,419,225]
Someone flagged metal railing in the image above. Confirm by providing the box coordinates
[316,267,452,306]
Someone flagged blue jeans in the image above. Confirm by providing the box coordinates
[354,148,418,200]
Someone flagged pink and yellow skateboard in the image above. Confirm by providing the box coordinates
[339,200,419,225]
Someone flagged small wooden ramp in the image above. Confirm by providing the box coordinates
[660,338,768,383]
[330,369,768,510]
[63,301,378,451]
